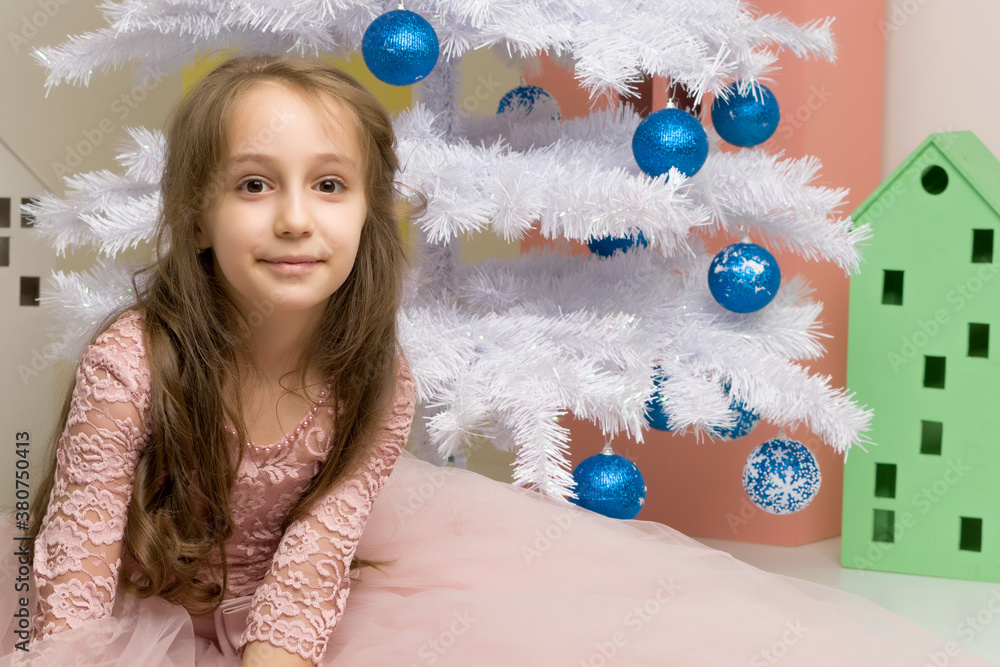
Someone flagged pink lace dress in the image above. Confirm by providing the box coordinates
[0,309,996,666]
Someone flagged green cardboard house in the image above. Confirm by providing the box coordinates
[842,131,999,583]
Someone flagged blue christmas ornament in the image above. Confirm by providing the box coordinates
[631,107,708,179]
[362,10,439,86]
[587,230,648,257]
[711,82,780,148]
[743,437,821,514]
[497,85,561,122]
[571,447,646,519]
[708,242,781,313]
[644,372,674,432]
[716,380,760,440]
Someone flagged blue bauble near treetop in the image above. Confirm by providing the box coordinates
[716,381,760,441]
[497,85,561,122]
[587,230,648,258]
[708,242,780,313]
[571,450,646,520]
[631,107,708,179]
[644,373,673,432]
[711,82,780,147]
[362,10,439,86]
[742,438,821,514]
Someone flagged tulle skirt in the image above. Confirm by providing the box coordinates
[1,450,995,666]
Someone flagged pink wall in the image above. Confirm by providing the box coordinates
[523,0,885,545]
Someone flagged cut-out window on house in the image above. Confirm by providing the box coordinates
[0,237,8,267]
[20,276,39,306]
[0,198,9,228]
[873,509,895,543]
[921,165,948,195]
[968,323,989,358]
[874,463,897,498]
[923,356,945,389]
[20,198,37,228]
[959,517,982,552]
[972,229,994,263]
[920,420,943,455]
[882,270,904,305]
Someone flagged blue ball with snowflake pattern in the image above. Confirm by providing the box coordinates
[497,85,561,122]
[587,230,648,257]
[742,438,821,514]
[708,242,781,313]
[716,380,760,440]
[644,372,674,432]
[711,82,780,148]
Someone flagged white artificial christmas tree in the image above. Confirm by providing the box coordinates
[27,0,872,501]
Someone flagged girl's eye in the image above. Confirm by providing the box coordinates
[317,179,345,194]
[238,178,270,194]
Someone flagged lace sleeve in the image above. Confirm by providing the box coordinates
[31,318,151,640]
[241,355,417,664]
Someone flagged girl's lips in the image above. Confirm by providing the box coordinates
[264,255,321,263]
[261,259,322,275]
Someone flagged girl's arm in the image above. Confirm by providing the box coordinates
[32,320,151,640]
[239,355,417,666]
[242,641,313,667]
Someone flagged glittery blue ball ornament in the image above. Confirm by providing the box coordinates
[587,230,648,257]
[743,438,821,514]
[632,107,708,179]
[716,380,760,440]
[362,10,439,86]
[497,85,561,122]
[571,450,646,519]
[708,242,781,313]
[711,82,780,148]
[644,373,674,432]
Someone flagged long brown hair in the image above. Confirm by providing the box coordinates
[29,54,420,614]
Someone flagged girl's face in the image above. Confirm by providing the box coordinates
[196,82,368,319]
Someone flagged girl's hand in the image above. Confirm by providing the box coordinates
[241,641,314,667]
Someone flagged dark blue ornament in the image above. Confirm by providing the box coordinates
[644,373,674,432]
[571,449,646,519]
[631,107,708,179]
[716,380,760,440]
[708,242,781,313]
[362,10,439,86]
[711,82,780,148]
[742,438,821,514]
[497,85,561,122]
[587,230,648,257]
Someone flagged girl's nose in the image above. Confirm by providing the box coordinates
[275,188,312,236]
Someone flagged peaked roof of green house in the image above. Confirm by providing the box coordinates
[853,131,1000,222]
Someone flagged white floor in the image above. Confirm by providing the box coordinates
[698,536,1000,664]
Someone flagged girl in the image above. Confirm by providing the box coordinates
[1,53,996,666]
[6,54,419,666]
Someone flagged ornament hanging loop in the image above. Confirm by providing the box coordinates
[665,80,678,110]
